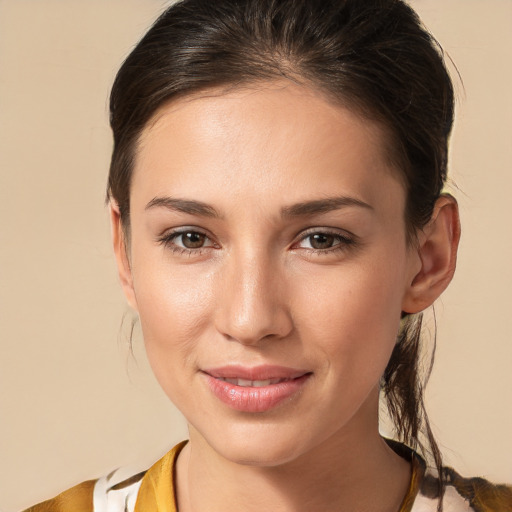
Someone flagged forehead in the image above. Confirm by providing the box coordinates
[132,81,405,213]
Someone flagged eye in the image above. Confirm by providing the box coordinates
[295,229,355,253]
[303,233,339,250]
[177,231,208,249]
[157,228,216,253]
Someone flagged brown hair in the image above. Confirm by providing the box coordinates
[107,0,455,508]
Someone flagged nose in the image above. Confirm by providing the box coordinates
[214,249,293,345]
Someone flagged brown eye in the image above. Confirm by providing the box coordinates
[296,230,354,253]
[180,231,207,248]
[158,228,215,253]
[308,233,336,250]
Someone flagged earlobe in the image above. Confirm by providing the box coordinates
[109,202,139,312]
[402,194,461,314]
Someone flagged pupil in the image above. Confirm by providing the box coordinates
[310,234,334,249]
[183,232,205,248]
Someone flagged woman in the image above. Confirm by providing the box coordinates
[22,0,511,511]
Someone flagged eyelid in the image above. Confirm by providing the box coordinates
[156,226,219,251]
[294,226,356,242]
[291,227,357,252]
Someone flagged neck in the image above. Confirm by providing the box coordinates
[175,390,411,512]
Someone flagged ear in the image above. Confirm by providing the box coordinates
[402,194,461,314]
[109,202,138,312]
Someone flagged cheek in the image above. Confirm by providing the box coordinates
[290,249,407,378]
[130,250,215,385]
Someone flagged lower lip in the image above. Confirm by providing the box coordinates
[203,373,311,413]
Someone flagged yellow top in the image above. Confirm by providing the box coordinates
[23,479,96,512]
[133,441,424,512]
[23,440,512,512]
[134,441,187,512]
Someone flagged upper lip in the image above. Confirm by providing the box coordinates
[202,365,311,381]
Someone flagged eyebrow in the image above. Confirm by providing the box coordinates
[281,196,374,217]
[145,197,221,218]
[145,195,373,219]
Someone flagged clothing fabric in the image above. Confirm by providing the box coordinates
[23,440,512,512]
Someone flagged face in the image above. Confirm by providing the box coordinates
[115,82,423,466]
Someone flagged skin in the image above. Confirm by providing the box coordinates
[111,81,460,512]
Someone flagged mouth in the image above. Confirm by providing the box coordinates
[215,377,292,387]
[201,365,312,413]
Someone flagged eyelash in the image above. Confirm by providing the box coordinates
[157,228,356,257]
[293,229,356,256]
[157,228,216,256]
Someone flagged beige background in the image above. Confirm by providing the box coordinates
[0,1,511,510]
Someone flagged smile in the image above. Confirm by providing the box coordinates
[202,365,312,413]
[216,377,289,387]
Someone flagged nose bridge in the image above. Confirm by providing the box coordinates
[216,244,291,344]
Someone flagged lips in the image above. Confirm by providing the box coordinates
[202,365,312,412]
[216,377,288,387]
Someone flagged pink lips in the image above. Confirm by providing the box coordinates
[202,365,312,413]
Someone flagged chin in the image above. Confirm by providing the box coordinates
[196,420,316,468]
[220,442,305,468]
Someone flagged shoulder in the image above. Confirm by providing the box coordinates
[22,479,96,512]
[21,469,146,512]
[387,440,512,512]
[412,465,512,512]
[22,441,187,512]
